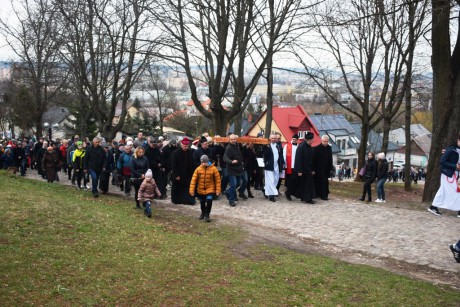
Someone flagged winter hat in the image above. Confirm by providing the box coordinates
[126,141,134,146]
[145,169,153,178]
[377,152,386,160]
[76,141,83,146]
[305,131,314,140]
[181,138,190,146]
[200,136,208,144]
[292,133,299,139]
[200,155,209,163]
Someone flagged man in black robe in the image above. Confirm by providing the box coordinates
[292,131,316,204]
[171,138,195,205]
[145,138,166,197]
[312,135,333,200]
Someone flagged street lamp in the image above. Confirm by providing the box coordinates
[43,122,51,141]
[43,122,59,141]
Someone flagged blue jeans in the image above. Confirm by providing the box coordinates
[376,178,386,200]
[20,159,26,176]
[144,200,152,216]
[227,175,241,202]
[238,171,248,195]
[89,169,100,195]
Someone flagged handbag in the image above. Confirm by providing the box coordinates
[359,166,366,177]
[447,173,460,192]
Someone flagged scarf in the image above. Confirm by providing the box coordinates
[286,142,293,175]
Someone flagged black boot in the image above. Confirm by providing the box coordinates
[248,190,254,198]
[205,200,212,222]
[199,201,206,220]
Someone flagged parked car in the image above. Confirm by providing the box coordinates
[393,163,405,170]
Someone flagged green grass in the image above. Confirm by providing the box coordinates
[1,171,459,306]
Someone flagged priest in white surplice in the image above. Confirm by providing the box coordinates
[263,133,285,202]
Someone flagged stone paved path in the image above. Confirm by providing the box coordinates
[23,170,460,277]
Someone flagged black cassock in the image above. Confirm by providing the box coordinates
[312,144,333,199]
[171,148,195,204]
[292,141,316,201]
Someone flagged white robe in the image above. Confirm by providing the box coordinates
[433,149,460,211]
[265,143,280,196]
[432,172,460,211]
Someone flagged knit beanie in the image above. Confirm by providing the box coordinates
[145,169,153,178]
[200,155,209,163]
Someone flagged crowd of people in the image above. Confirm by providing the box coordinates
[1,130,460,263]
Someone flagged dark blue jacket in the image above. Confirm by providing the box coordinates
[440,145,460,177]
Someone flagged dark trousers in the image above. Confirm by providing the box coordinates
[362,177,373,201]
[198,195,213,216]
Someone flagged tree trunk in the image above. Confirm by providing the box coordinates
[264,56,274,138]
[423,0,455,201]
[233,113,243,136]
[404,87,412,191]
[381,118,391,154]
[213,111,228,136]
[356,123,369,182]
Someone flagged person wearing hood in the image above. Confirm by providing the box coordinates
[429,133,460,217]
[375,152,389,203]
[189,155,221,222]
[41,146,59,183]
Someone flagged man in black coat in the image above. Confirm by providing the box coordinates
[84,137,107,198]
[312,135,333,200]
[292,131,316,204]
[193,136,212,168]
[171,138,195,205]
[145,138,166,197]
[223,134,244,207]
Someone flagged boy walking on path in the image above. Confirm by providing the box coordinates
[189,155,221,222]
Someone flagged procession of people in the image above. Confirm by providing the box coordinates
[2,130,460,263]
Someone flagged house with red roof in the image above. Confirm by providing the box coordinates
[245,105,321,145]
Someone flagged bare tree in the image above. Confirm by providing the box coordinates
[55,0,157,140]
[142,65,178,135]
[151,0,303,135]
[423,0,460,201]
[0,0,68,137]
[291,0,428,177]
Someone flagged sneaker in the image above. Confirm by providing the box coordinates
[229,202,236,207]
[375,199,382,203]
[198,214,204,220]
[238,193,248,200]
[449,244,460,263]
[381,200,386,203]
[457,211,460,218]
[428,206,442,216]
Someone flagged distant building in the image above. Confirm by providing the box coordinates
[41,107,72,140]
[349,123,400,165]
[394,134,431,168]
[388,124,431,146]
[245,105,321,145]
[310,114,359,167]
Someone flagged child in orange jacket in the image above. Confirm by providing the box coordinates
[189,155,221,222]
